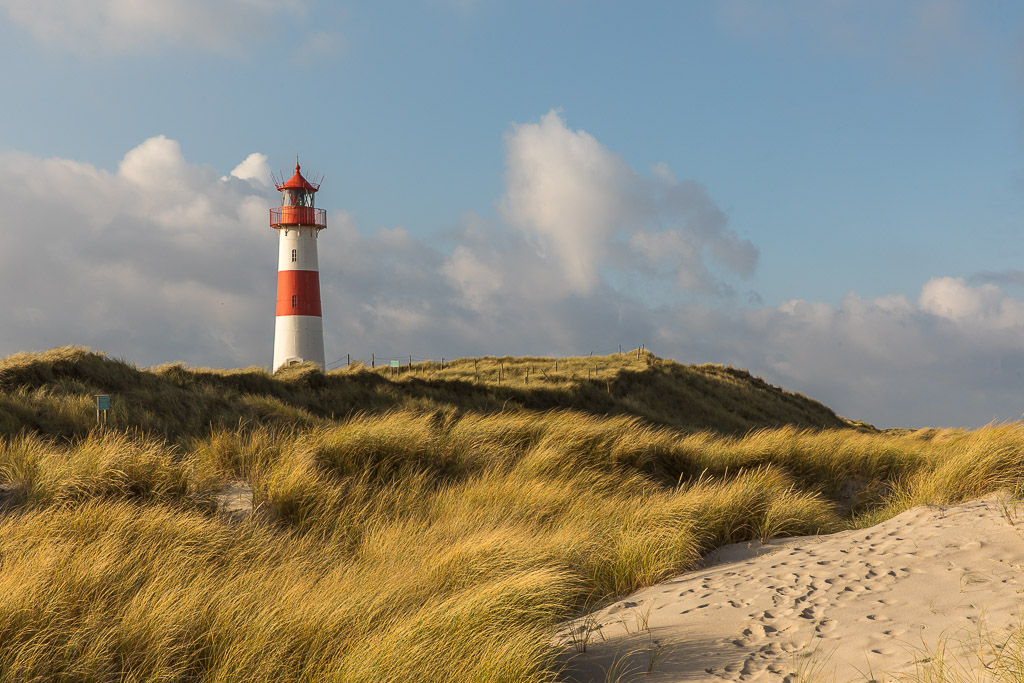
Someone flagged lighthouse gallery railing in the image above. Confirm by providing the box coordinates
[270,207,327,229]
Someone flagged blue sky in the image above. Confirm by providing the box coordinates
[2,1,1024,428]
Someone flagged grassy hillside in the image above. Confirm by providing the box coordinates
[0,347,1020,681]
[0,346,858,442]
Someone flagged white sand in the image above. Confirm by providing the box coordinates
[558,494,1024,682]
[216,479,254,517]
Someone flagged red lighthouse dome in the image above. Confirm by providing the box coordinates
[270,162,327,231]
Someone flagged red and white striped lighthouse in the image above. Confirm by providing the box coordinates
[270,160,327,371]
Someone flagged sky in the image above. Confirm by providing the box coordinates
[2,1,1024,429]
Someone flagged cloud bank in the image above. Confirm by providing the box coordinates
[1,113,1022,428]
[666,279,1024,429]
[0,135,275,366]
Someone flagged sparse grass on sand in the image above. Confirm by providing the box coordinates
[0,346,1022,681]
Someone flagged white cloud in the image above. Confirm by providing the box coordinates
[500,110,634,293]
[493,110,757,298]
[1,0,303,56]
[918,276,1024,326]
[119,135,192,197]
[441,245,503,309]
[229,153,270,184]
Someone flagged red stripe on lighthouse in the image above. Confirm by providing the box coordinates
[276,270,322,317]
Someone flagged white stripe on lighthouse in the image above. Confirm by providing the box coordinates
[277,228,320,271]
[273,315,325,371]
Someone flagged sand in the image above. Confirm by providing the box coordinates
[216,479,255,517]
[558,494,1024,682]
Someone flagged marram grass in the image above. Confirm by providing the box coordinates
[0,347,1022,681]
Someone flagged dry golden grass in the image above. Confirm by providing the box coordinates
[0,347,1022,681]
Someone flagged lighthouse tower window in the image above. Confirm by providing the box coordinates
[291,249,297,263]
[292,295,298,308]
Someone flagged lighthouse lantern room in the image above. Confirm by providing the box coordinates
[270,160,327,372]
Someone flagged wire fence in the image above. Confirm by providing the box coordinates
[323,344,647,373]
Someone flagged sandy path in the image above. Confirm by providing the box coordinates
[558,494,1024,682]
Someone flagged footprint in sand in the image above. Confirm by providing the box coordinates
[739,659,767,678]
[742,625,766,639]
[816,618,838,634]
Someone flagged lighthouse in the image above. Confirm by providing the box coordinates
[270,160,327,371]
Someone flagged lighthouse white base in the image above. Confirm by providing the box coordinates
[273,315,325,372]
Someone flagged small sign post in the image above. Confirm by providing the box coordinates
[390,360,399,377]
[95,395,110,425]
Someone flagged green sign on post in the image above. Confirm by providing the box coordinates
[95,395,110,425]
[390,360,400,368]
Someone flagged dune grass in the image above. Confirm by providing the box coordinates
[0,347,1022,681]
[0,345,859,442]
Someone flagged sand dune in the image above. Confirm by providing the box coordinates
[559,494,1024,682]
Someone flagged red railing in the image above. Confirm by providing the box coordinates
[270,206,327,229]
